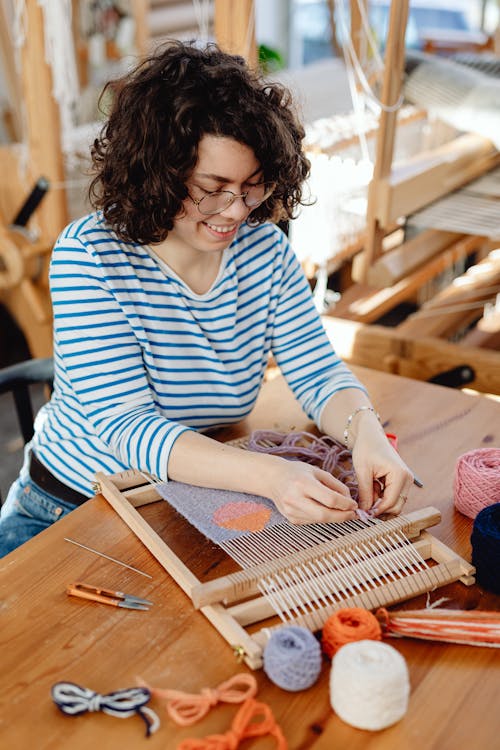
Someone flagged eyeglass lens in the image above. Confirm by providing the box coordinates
[197,183,274,215]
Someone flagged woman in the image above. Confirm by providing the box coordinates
[0,41,413,557]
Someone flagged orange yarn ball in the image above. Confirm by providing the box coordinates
[321,608,382,658]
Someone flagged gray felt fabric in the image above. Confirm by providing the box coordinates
[154,481,286,543]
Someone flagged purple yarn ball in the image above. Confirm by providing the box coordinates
[263,625,322,691]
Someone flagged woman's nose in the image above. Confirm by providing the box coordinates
[220,195,251,222]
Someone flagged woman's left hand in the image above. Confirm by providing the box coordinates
[351,423,414,516]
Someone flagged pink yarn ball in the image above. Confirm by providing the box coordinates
[454,449,500,519]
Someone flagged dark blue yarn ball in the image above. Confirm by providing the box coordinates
[471,502,500,595]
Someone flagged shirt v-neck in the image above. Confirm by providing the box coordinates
[145,245,231,299]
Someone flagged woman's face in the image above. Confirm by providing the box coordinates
[169,134,262,255]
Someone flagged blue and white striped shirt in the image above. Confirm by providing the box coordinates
[32,212,364,496]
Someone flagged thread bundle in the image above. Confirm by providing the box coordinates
[471,502,500,594]
[263,626,322,691]
[321,607,382,657]
[329,640,410,731]
[454,448,500,519]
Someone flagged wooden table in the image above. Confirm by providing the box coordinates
[1,366,499,749]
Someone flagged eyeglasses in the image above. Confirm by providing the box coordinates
[188,182,276,216]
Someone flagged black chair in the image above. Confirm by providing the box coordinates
[0,357,54,444]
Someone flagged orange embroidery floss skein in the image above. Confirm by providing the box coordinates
[321,607,382,658]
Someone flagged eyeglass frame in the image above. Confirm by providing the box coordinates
[187,181,277,216]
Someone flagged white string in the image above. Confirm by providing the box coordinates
[192,0,211,41]
[336,0,404,114]
[12,0,27,58]
[352,0,385,72]
[37,0,80,159]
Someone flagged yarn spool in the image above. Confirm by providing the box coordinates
[471,502,500,595]
[454,448,500,519]
[329,640,410,731]
[263,626,322,691]
[321,607,382,658]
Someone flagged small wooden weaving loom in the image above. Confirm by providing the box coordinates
[96,469,475,669]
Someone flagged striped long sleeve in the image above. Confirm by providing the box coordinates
[32,213,364,495]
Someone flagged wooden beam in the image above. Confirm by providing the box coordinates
[332,235,483,323]
[19,1,68,239]
[0,1,23,141]
[397,248,500,338]
[130,0,148,57]
[373,135,499,228]
[214,0,257,68]
[353,0,409,282]
[322,316,500,395]
[366,230,463,288]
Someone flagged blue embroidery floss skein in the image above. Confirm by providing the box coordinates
[471,502,500,595]
[263,625,322,691]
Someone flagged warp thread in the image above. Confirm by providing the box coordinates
[263,625,322,691]
[329,640,410,731]
[51,682,160,737]
[454,448,500,519]
[139,673,257,726]
[177,697,287,749]
[321,607,382,658]
[471,502,500,595]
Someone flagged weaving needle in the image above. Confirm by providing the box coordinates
[64,538,152,579]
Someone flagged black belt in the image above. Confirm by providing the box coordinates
[29,451,88,506]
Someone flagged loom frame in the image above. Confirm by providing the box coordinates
[96,468,475,669]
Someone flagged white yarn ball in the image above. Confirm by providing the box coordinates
[330,640,410,731]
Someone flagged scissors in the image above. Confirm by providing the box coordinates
[66,582,153,610]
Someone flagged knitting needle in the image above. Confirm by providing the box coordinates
[64,538,152,579]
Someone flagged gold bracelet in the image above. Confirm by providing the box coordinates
[343,406,380,449]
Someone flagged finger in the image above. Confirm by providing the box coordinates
[314,468,353,499]
[289,502,358,525]
[374,489,409,517]
[355,469,378,510]
[382,493,407,517]
[307,482,357,512]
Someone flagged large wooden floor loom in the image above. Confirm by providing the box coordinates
[96,469,475,669]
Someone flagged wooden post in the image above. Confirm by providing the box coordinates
[214,0,258,68]
[0,2,23,142]
[19,1,68,239]
[130,0,149,57]
[352,0,409,283]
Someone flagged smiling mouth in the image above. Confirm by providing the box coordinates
[204,222,238,235]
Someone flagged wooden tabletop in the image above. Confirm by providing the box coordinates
[1,366,499,750]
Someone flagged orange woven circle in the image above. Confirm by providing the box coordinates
[321,607,382,658]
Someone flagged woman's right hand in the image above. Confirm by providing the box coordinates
[266,457,358,524]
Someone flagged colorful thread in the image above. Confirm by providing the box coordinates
[140,673,257,726]
[263,625,322,691]
[321,607,382,658]
[177,697,287,749]
[471,502,500,595]
[454,448,500,519]
[51,682,160,737]
[329,640,410,731]
[376,607,500,647]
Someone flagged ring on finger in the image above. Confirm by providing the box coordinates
[398,494,407,504]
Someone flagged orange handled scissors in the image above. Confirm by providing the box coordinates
[66,582,153,610]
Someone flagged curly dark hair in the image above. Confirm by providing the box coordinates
[89,40,310,244]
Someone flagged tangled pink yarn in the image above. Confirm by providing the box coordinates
[453,448,500,519]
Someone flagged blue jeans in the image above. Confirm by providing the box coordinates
[0,447,77,558]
